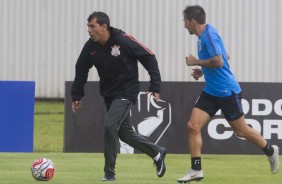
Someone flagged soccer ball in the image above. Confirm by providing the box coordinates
[31,158,55,181]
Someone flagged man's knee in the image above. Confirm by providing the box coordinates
[187,121,201,135]
[104,123,117,134]
[234,130,246,138]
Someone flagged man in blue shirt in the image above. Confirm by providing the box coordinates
[177,5,280,183]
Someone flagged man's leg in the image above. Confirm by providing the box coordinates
[118,114,159,157]
[103,99,132,180]
[118,113,167,177]
[229,116,280,174]
[229,116,267,148]
[188,108,210,159]
[177,107,210,183]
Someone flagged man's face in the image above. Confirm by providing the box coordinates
[184,17,195,35]
[87,18,106,43]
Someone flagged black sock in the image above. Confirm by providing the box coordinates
[191,157,201,170]
[263,142,274,156]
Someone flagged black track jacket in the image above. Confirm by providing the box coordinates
[71,27,161,103]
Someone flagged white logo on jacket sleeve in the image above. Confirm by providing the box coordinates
[111,45,120,57]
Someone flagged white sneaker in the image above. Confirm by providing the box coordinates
[268,145,280,174]
[102,175,116,181]
[177,169,204,183]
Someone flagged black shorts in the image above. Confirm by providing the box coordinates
[194,91,244,121]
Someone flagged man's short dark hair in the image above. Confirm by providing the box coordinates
[183,5,206,24]
[87,11,110,29]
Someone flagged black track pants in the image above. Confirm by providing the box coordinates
[103,99,160,176]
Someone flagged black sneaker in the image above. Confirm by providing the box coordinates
[154,147,167,177]
[102,175,116,181]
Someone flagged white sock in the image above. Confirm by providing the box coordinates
[153,152,160,161]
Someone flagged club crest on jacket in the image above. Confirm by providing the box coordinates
[111,45,120,57]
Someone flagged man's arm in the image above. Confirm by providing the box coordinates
[71,42,93,112]
[186,54,223,68]
[122,34,161,94]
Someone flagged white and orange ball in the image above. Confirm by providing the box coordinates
[31,158,55,181]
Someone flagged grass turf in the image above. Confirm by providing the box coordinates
[33,101,64,152]
[0,153,281,184]
[1,101,280,184]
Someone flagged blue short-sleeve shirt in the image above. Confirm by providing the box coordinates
[198,24,241,97]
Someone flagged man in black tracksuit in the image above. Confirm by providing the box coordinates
[71,11,166,181]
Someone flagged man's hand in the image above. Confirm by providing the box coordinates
[191,68,203,80]
[72,100,82,113]
[146,92,160,102]
[133,92,171,143]
[152,92,160,102]
[185,54,198,66]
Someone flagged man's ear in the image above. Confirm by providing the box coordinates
[102,24,107,31]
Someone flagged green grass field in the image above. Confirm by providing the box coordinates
[0,153,281,184]
[0,101,281,184]
[34,101,64,152]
